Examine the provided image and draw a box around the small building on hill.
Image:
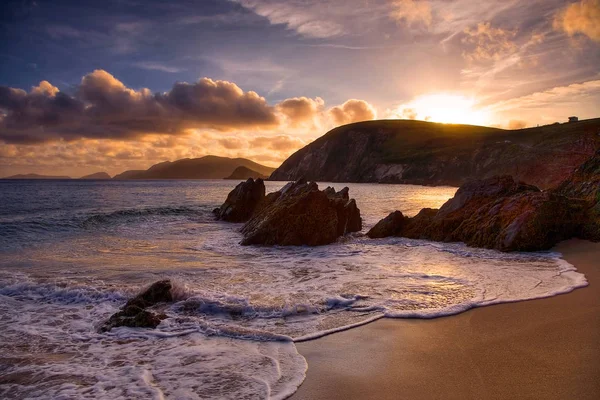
[569,116,579,123]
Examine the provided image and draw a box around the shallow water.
[0,180,587,399]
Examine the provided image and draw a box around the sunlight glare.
[393,93,491,126]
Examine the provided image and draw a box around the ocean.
[0,179,587,399]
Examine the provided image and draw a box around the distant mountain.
[3,173,71,180]
[270,118,600,189]
[80,172,111,179]
[113,156,275,180]
[224,166,269,180]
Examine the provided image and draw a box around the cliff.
[113,156,275,180]
[269,119,600,189]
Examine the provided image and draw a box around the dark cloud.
[0,70,279,144]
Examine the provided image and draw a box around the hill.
[80,172,111,179]
[224,166,270,180]
[3,173,71,180]
[269,118,600,189]
[113,156,275,180]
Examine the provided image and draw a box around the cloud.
[328,99,377,126]
[0,70,279,144]
[489,79,600,125]
[553,0,600,42]
[461,22,517,62]
[508,120,528,129]
[231,0,345,38]
[132,62,185,73]
[249,135,306,151]
[276,96,324,127]
[390,0,432,27]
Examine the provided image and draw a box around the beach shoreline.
[291,239,600,400]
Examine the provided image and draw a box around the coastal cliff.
[270,119,600,189]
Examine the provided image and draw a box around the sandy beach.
[291,239,600,400]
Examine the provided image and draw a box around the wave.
[0,279,128,305]
[82,206,206,227]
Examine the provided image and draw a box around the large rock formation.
[214,178,266,222]
[270,119,600,189]
[237,179,362,246]
[100,280,173,332]
[368,175,589,252]
[555,150,600,241]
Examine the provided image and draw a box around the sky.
[0,0,599,177]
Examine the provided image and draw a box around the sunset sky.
[1,0,599,177]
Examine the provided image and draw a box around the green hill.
[270,119,600,189]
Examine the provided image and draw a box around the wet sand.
[291,239,600,400]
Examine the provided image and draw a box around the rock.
[554,150,600,241]
[240,179,362,246]
[423,176,541,243]
[214,178,266,222]
[369,176,588,251]
[367,211,408,238]
[367,208,438,239]
[99,280,172,332]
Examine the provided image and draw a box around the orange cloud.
[462,22,517,62]
[328,99,377,126]
[390,0,432,27]
[554,0,600,42]
[276,96,324,127]
[508,120,528,130]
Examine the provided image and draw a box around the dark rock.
[99,280,173,332]
[367,208,439,239]
[240,179,362,246]
[423,176,541,243]
[367,211,408,238]
[554,150,600,241]
[214,178,266,222]
[369,175,589,251]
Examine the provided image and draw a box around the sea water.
[0,180,587,399]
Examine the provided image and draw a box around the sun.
[392,93,491,126]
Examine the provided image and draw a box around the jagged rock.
[99,280,172,332]
[367,211,408,238]
[369,176,588,251]
[423,176,541,243]
[214,178,266,222]
[367,208,439,239]
[554,150,600,241]
[240,179,362,246]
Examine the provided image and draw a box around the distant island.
[80,172,111,179]
[2,156,275,181]
[3,173,71,180]
[270,118,600,189]
[224,166,269,180]
[112,156,275,180]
